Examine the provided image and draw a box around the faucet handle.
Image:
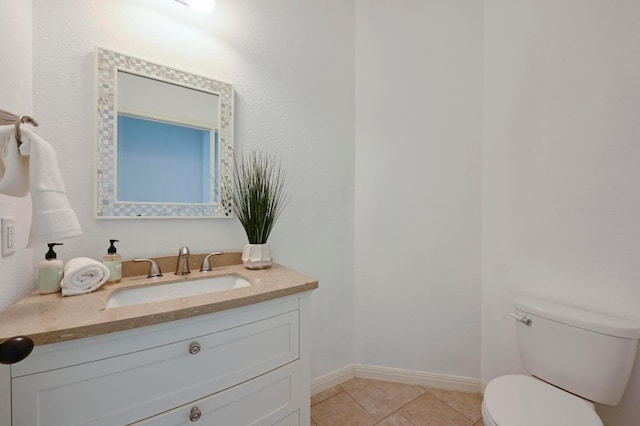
[200,252,223,272]
[133,258,163,278]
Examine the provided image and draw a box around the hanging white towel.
[0,127,29,197]
[61,257,110,296]
[16,128,82,248]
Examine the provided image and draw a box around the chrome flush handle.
[509,313,532,326]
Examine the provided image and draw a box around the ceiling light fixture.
[174,0,216,14]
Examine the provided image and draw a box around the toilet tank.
[514,297,640,405]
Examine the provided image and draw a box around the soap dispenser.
[38,243,64,294]
[103,239,122,284]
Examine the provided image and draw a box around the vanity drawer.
[13,296,301,377]
[11,310,299,426]
[132,362,300,426]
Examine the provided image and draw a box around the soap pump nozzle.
[45,243,63,260]
[108,239,119,254]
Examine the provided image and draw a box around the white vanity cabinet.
[1,293,311,426]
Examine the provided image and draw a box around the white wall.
[482,1,640,424]
[354,0,482,378]
[6,4,640,423]
[25,0,355,379]
[0,0,36,311]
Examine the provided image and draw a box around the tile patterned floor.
[311,378,485,426]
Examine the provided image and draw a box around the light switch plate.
[1,217,16,257]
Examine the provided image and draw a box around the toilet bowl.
[482,297,640,426]
[482,375,602,426]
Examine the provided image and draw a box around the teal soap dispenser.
[38,243,64,294]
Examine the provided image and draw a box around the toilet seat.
[482,375,603,426]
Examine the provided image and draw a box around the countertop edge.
[27,281,318,346]
[0,259,318,346]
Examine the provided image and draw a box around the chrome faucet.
[200,251,223,272]
[133,258,162,278]
[175,246,191,275]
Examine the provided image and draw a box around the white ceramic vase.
[242,243,273,269]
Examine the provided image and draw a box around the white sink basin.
[105,275,251,308]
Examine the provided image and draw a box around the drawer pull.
[189,406,202,422]
[188,342,201,355]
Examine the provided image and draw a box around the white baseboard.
[311,364,483,396]
[311,365,355,396]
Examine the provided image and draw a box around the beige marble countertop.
[0,253,317,346]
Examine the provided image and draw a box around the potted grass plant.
[231,151,289,269]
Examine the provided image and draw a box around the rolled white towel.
[61,257,110,297]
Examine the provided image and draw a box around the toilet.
[482,297,640,426]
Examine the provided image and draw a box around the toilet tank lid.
[515,298,640,339]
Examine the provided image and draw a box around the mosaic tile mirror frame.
[95,47,234,218]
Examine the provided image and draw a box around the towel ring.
[14,115,39,147]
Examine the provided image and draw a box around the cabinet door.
[12,310,299,426]
[133,362,299,426]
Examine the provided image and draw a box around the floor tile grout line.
[421,387,482,423]
[310,389,345,426]
[371,402,418,426]
[310,387,347,426]
[340,381,426,424]
[374,391,427,425]
[338,387,378,424]
[310,387,344,407]
[311,378,483,426]
[311,387,377,425]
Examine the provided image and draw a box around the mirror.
[95,47,234,218]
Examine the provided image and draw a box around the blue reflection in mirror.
[117,114,217,204]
